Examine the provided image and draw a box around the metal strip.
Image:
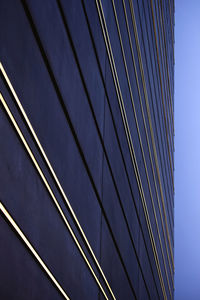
[156,0,175,198]
[128,0,174,272]
[153,0,174,157]
[0,62,115,300]
[111,0,173,295]
[149,0,174,187]
[0,92,109,300]
[123,0,174,272]
[140,0,174,223]
[0,201,70,300]
[159,0,174,136]
[142,0,173,243]
[96,0,167,298]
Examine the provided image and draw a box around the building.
[0,0,174,299]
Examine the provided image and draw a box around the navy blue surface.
[0,0,174,299]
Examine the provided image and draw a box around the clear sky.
[175,0,200,299]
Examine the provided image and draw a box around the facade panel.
[0,0,174,299]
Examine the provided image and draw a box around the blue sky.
[175,0,200,298]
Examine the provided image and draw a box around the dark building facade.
[0,1,174,299]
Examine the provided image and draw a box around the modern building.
[0,0,174,299]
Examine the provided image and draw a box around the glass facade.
[0,0,174,299]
